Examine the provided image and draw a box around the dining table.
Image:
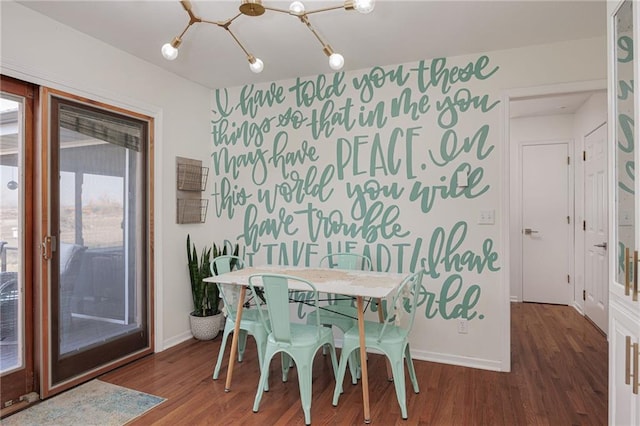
[204,264,410,424]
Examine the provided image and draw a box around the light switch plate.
[478,209,495,225]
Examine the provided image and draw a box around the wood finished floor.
[100,303,607,425]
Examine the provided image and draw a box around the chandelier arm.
[223,26,253,59]
[299,15,334,56]
[304,4,345,15]
[176,21,195,43]
[262,6,292,15]
[262,4,343,16]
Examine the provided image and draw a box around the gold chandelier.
[161,0,375,73]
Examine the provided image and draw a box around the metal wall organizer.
[176,156,209,224]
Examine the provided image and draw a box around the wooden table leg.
[377,297,393,381]
[224,285,246,392]
[357,296,371,423]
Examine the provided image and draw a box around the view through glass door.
[46,91,153,389]
[0,76,35,409]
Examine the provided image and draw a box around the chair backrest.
[319,253,372,271]
[248,274,320,344]
[377,270,424,342]
[211,255,245,321]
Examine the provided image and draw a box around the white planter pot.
[189,312,223,340]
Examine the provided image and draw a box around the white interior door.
[522,142,571,304]
[584,123,608,332]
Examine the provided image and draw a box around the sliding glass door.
[45,91,153,390]
[0,76,35,408]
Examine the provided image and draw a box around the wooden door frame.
[0,75,37,415]
[39,87,155,398]
[502,80,607,371]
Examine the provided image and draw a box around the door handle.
[523,228,539,235]
[593,242,607,249]
[42,235,56,260]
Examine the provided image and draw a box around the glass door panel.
[0,75,35,407]
[0,96,23,374]
[614,0,635,290]
[50,95,150,384]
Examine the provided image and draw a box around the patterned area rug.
[2,379,165,425]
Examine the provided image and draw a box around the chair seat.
[268,323,334,347]
[343,320,409,346]
[237,308,268,329]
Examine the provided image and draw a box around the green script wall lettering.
[210,54,503,322]
[422,221,500,279]
[411,56,499,95]
[352,64,412,103]
[335,128,418,179]
[428,125,494,167]
[289,73,347,107]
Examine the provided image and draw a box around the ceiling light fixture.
[161,0,375,73]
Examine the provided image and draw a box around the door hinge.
[583,150,586,161]
[583,290,586,300]
[583,220,586,231]
[567,216,570,224]
[567,156,570,165]
[567,274,570,283]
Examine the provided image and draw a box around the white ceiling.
[18,0,607,91]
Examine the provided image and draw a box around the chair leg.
[213,325,231,380]
[281,353,291,382]
[332,346,353,406]
[254,333,269,392]
[323,341,339,379]
[405,344,419,394]
[321,325,332,355]
[389,356,408,419]
[347,351,358,385]
[253,349,275,413]
[237,330,248,362]
[296,358,313,425]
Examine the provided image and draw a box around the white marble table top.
[204,265,409,299]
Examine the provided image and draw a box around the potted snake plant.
[187,235,239,340]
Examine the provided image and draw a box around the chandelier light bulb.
[289,1,305,14]
[329,53,344,70]
[353,0,375,14]
[161,43,179,60]
[249,57,264,73]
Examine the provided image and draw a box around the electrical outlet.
[457,319,468,334]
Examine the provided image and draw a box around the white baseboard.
[410,349,505,372]
[571,301,585,316]
[161,331,193,352]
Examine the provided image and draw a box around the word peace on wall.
[210,56,502,321]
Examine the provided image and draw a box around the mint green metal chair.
[307,253,371,384]
[332,270,423,420]
[211,255,270,391]
[249,273,339,426]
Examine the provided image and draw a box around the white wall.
[208,37,606,371]
[0,1,213,350]
[0,0,607,372]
